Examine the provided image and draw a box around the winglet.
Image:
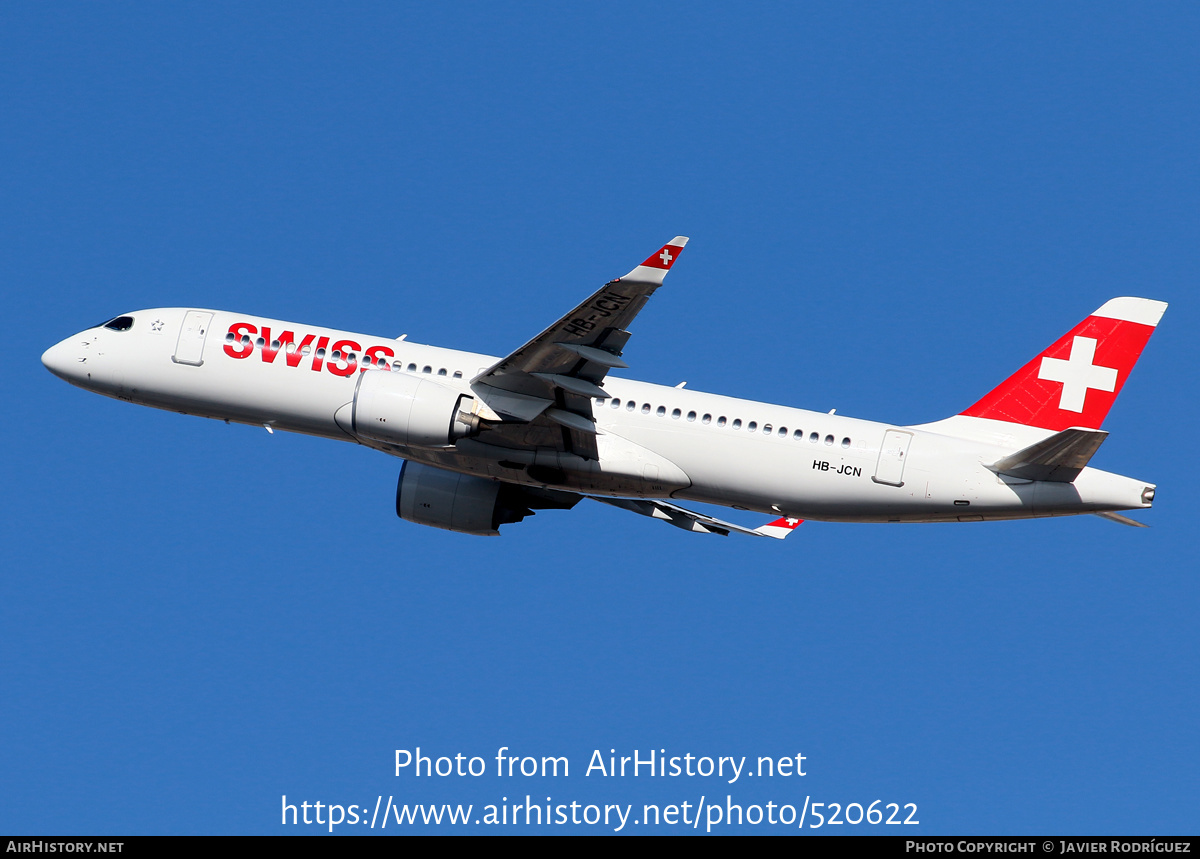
[753,517,803,539]
[620,237,689,285]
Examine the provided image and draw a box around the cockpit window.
[102,316,134,331]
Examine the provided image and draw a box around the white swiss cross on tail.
[959,297,1167,432]
[1037,336,1118,413]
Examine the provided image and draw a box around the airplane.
[41,237,1165,538]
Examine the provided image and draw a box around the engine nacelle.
[351,369,476,447]
[396,461,578,536]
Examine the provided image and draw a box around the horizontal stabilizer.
[1093,511,1149,528]
[988,427,1108,483]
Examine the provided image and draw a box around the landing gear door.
[873,429,913,487]
[173,311,213,366]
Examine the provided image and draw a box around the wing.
[591,496,803,539]
[469,237,688,460]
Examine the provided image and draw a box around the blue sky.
[3,3,1197,834]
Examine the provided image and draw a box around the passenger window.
[763,423,772,434]
[422,366,432,374]
[702,414,712,425]
[393,361,403,371]
[748,421,758,432]
[718,416,727,427]
[453,370,463,379]
[732,419,742,429]
[841,437,851,448]
[793,429,803,440]
[687,411,696,422]
[824,434,835,445]
[611,399,621,408]
[778,427,787,437]
[642,403,651,414]
[627,401,636,411]
[671,408,681,419]
[437,368,447,376]
[407,363,417,372]
[656,406,666,417]
[362,354,372,365]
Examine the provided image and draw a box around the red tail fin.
[960,297,1166,431]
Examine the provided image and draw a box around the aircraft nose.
[42,336,83,382]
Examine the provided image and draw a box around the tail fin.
[960,297,1167,431]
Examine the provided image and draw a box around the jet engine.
[349,370,478,447]
[396,461,579,535]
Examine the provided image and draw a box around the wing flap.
[544,407,597,434]
[555,342,629,369]
[532,373,610,399]
[471,384,553,422]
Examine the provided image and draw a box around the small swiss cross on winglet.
[620,237,689,285]
[754,517,803,540]
[641,236,689,269]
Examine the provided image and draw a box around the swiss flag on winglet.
[753,516,803,539]
[641,241,686,270]
[960,298,1166,432]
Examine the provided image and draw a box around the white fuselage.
[42,308,1154,523]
